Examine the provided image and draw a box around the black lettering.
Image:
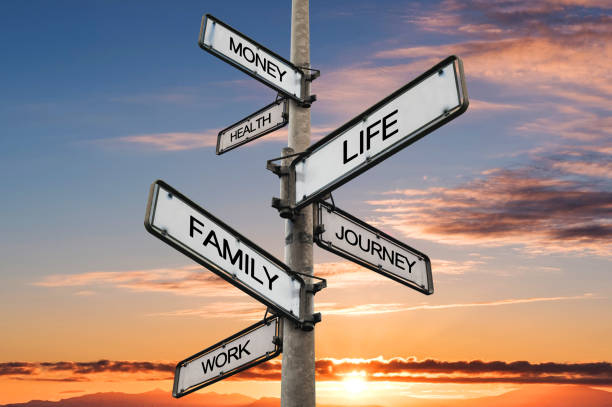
[382,246,395,264]
[190,216,204,237]
[278,67,287,82]
[366,119,381,149]
[359,129,364,154]
[382,109,398,141]
[202,358,215,374]
[263,266,279,290]
[215,352,227,368]
[251,258,263,284]
[227,346,238,362]
[343,140,358,164]
[266,60,278,79]
[358,235,370,252]
[371,241,382,259]
[243,46,255,63]
[335,225,345,240]
[261,113,271,126]
[395,253,406,270]
[345,229,358,246]
[203,230,223,257]
[255,53,267,72]
[245,253,249,274]
[222,239,243,269]
[407,260,416,273]
[238,340,251,358]
[229,37,243,56]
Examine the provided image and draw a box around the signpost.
[173,316,281,398]
[217,98,288,155]
[292,55,469,209]
[199,14,306,103]
[314,201,433,295]
[144,180,305,323]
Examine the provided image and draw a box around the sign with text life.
[314,201,433,295]
[145,180,304,323]
[217,99,288,155]
[199,14,305,102]
[173,316,281,398]
[292,56,469,209]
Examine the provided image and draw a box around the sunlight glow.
[342,371,368,395]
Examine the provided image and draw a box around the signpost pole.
[281,1,314,406]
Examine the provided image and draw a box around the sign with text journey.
[314,201,433,295]
[199,14,305,102]
[145,180,305,323]
[217,98,288,155]
[173,316,281,398]
[292,55,469,209]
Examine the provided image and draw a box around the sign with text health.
[173,316,281,398]
[315,201,433,295]
[199,14,305,102]
[292,55,469,209]
[145,180,304,323]
[217,98,288,155]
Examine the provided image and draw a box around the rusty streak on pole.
[281,1,314,406]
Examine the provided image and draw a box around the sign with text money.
[199,14,305,102]
[145,180,304,322]
[173,316,281,397]
[314,200,433,295]
[217,99,288,155]
[292,55,469,209]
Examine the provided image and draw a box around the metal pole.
[281,1,314,406]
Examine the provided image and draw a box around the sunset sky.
[0,0,610,405]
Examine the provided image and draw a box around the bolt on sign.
[145,180,305,323]
[314,201,433,295]
[173,316,281,398]
[292,55,469,209]
[199,14,305,103]
[217,98,288,155]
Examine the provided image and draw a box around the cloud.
[113,131,218,151]
[317,293,597,316]
[33,265,244,298]
[367,147,612,256]
[5,357,611,386]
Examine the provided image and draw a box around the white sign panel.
[315,201,432,295]
[293,56,469,209]
[199,14,304,101]
[173,317,280,397]
[145,180,303,322]
[217,99,288,155]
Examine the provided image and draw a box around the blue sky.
[0,0,610,404]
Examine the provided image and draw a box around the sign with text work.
[217,99,288,155]
[199,14,305,102]
[292,55,469,209]
[145,180,304,322]
[314,201,433,295]
[173,316,281,398]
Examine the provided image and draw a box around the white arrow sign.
[217,99,288,155]
[145,180,304,322]
[199,14,305,102]
[315,201,433,295]
[292,56,468,209]
[173,316,281,398]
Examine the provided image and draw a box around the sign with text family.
[173,316,281,398]
[217,98,288,155]
[292,55,469,209]
[199,14,305,102]
[145,180,305,323]
[314,201,433,295]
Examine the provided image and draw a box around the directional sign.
[217,98,288,155]
[199,14,305,102]
[314,201,433,295]
[292,55,469,209]
[145,180,304,322]
[173,316,281,398]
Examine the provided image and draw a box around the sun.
[342,371,368,395]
